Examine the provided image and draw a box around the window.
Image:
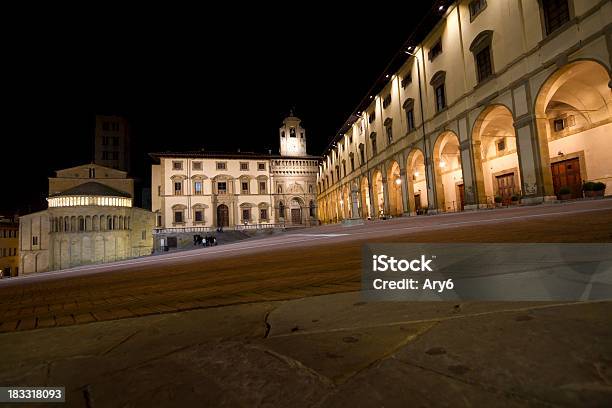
[281,131,285,137]
[469,0,486,20]
[382,94,392,109]
[260,208,268,220]
[475,46,493,82]
[194,180,203,195]
[342,161,346,177]
[192,161,202,170]
[102,136,109,146]
[216,162,227,170]
[217,181,227,194]
[368,111,376,123]
[370,133,378,156]
[88,168,96,178]
[435,85,446,112]
[384,119,393,144]
[259,181,266,193]
[172,161,183,170]
[350,155,355,172]
[542,0,570,35]
[554,118,565,132]
[290,128,296,137]
[142,230,146,240]
[102,122,110,131]
[194,210,203,222]
[174,181,182,195]
[157,214,162,227]
[349,134,353,144]
[112,137,119,146]
[300,132,304,138]
[278,185,283,194]
[401,74,412,88]
[428,39,442,61]
[174,211,183,223]
[470,31,494,83]
[407,108,415,131]
[497,139,506,151]
[258,162,266,171]
[309,201,315,217]
[242,208,251,222]
[157,185,161,196]
[79,218,85,231]
[241,181,249,193]
[336,166,340,181]
[32,236,38,246]
[359,144,365,164]
[240,162,249,171]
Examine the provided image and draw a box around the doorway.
[551,158,582,198]
[496,173,515,204]
[217,204,229,227]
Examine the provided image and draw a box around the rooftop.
[49,182,132,198]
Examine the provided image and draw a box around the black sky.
[3,3,436,214]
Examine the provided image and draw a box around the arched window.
[107,216,113,230]
[470,31,494,83]
[277,185,283,194]
[309,200,316,217]
[430,71,447,113]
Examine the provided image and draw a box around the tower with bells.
[279,110,307,157]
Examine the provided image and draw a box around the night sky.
[3,3,436,214]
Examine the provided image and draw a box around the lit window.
[217,182,227,194]
[194,181,203,195]
[174,181,182,195]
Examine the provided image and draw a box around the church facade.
[150,114,319,239]
[19,164,155,274]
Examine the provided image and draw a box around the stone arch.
[360,176,371,219]
[386,160,403,216]
[471,104,521,205]
[433,131,464,212]
[533,59,612,197]
[406,148,428,214]
[371,168,385,218]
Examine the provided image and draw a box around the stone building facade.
[150,114,319,245]
[19,164,154,274]
[0,216,19,277]
[318,0,612,222]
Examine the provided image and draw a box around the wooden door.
[551,158,582,198]
[217,204,229,227]
[496,173,515,204]
[458,184,465,211]
[414,194,421,211]
[291,208,302,224]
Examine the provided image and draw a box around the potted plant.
[558,186,572,200]
[494,196,503,207]
[583,181,596,198]
[593,182,606,197]
[510,195,520,205]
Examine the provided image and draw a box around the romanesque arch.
[406,148,428,214]
[533,60,612,198]
[471,104,521,205]
[371,169,385,218]
[386,160,403,216]
[360,176,371,219]
[433,131,464,212]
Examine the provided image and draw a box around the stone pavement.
[1,291,611,407]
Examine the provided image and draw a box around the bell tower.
[279,110,307,157]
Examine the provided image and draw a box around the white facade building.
[150,114,319,249]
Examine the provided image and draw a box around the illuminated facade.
[18,164,154,274]
[0,216,19,278]
[150,114,319,238]
[318,0,612,223]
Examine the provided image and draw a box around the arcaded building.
[19,164,154,274]
[318,0,612,222]
[150,114,319,242]
[0,216,19,277]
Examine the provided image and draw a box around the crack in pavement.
[390,356,562,407]
[101,330,141,356]
[266,300,611,339]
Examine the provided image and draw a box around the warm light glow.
[395,178,402,185]
[439,161,446,168]
[414,171,420,177]
[48,195,132,208]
